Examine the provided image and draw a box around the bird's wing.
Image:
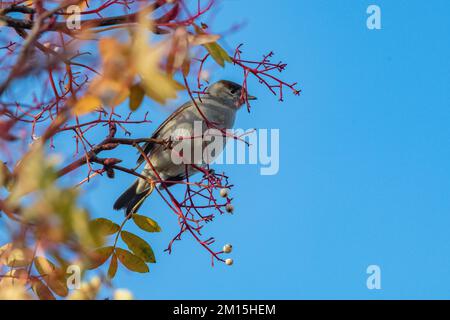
[136,100,194,166]
[158,173,186,190]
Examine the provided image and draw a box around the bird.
[113,80,256,216]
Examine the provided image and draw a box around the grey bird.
[113,80,256,215]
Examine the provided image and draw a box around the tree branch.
[0,3,161,34]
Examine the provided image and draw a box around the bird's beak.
[247,95,257,101]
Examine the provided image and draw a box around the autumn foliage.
[0,0,299,299]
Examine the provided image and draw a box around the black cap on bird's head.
[207,80,257,108]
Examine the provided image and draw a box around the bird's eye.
[230,88,239,94]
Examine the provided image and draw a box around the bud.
[219,188,229,198]
[225,204,234,214]
[103,157,122,165]
[102,143,119,151]
[225,258,233,266]
[106,167,115,179]
[223,244,232,253]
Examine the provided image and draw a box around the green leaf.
[87,246,114,270]
[89,218,120,236]
[194,24,230,67]
[132,214,161,233]
[34,256,68,297]
[107,254,118,279]
[203,42,231,67]
[121,231,156,263]
[129,84,145,111]
[115,248,149,273]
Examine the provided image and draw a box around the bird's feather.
[158,173,186,190]
[136,100,194,166]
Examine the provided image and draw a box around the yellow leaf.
[132,214,161,233]
[0,269,28,287]
[0,244,33,268]
[121,231,155,263]
[34,257,55,275]
[204,42,232,67]
[89,218,120,236]
[0,243,12,261]
[172,79,186,91]
[98,38,130,75]
[86,37,134,109]
[7,248,33,267]
[132,20,183,105]
[129,84,145,111]
[181,55,191,77]
[87,246,113,270]
[166,27,190,75]
[194,24,231,67]
[0,269,31,300]
[90,78,130,107]
[188,33,221,46]
[7,144,53,204]
[99,38,122,60]
[31,278,56,300]
[34,257,68,297]
[115,248,149,273]
[141,75,181,104]
[107,254,118,279]
[0,162,11,187]
[73,95,102,116]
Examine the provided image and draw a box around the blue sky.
[4,0,450,299]
[82,0,448,299]
[89,0,450,299]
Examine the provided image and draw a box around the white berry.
[219,188,229,198]
[223,244,232,253]
[225,258,233,266]
[225,204,234,214]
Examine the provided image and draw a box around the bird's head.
[206,80,257,109]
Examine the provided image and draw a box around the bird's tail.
[113,180,149,216]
